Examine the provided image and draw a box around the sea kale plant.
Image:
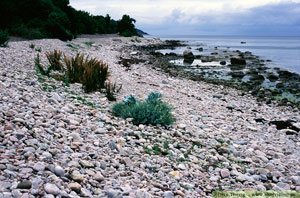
[112,92,175,126]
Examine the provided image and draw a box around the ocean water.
[149,35,300,74]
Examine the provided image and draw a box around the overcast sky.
[69,0,300,36]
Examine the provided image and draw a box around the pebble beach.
[0,35,299,197]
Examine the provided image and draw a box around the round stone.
[54,166,65,177]
[69,182,81,193]
[44,183,60,195]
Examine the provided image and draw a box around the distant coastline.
[145,36,300,107]
[147,35,300,74]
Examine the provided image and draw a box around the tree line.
[0,0,138,41]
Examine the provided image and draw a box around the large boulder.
[249,74,265,82]
[230,56,246,65]
[229,71,245,78]
[183,49,195,64]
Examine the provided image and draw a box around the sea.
[147,35,300,74]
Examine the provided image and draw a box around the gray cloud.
[69,0,300,35]
[138,2,300,35]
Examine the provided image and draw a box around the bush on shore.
[35,50,118,98]
[0,29,9,47]
[104,81,122,101]
[82,57,110,93]
[46,50,64,72]
[112,92,175,126]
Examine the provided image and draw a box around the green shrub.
[11,25,45,39]
[64,53,110,93]
[46,50,64,71]
[104,81,122,101]
[0,29,9,47]
[29,43,35,49]
[82,57,110,93]
[120,30,135,37]
[35,53,47,75]
[64,53,85,83]
[112,92,175,126]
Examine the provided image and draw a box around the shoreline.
[144,39,300,108]
[0,36,299,197]
[148,35,300,75]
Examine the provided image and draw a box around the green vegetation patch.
[112,92,175,126]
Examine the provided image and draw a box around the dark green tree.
[117,15,137,37]
[46,10,73,40]
[0,0,138,40]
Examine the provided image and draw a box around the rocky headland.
[0,36,299,197]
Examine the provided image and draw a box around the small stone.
[17,180,32,189]
[210,176,219,182]
[0,181,12,190]
[80,160,94,168]
[178,164,186,170]
[236,174,246,182]
[106,190,122,198]
[33,162,45,172]
[176,190,185,196]
[163,191,174,198]
[218,147,231,154]
[11,189,22,197]
[69,182,81,193]
[42,152,52,158]
[44,195,55,198]
[177,124,186,130]
[291,176,300,185]
[100,160,107,170]
[52,93,64,103]
[69,120,80,126]
[13,118,25,123]
[256,185,266,191]
[71,171,84,182]
[169,171,180,179]
[81,188,93,197]
[19,168,32,174]
[109,140,117,150]
[95,128,106,134]
[93,173,105,182]
[32,178,43,190]
[44,183,60,195]
[54,166,65,177]
[122,157,133,168]
[260,175,268,182]
[135,189,152,198]
[276,182,290,190]
[220,169,230,178]
[4,123,14,131]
